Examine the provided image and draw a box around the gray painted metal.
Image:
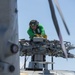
[0,0,19,75]
[20,70,75,75]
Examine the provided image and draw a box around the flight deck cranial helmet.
[29,20,39,27]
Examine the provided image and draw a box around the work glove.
[34,34,41,37]
[34,34,47,39]
[42,35,47,39]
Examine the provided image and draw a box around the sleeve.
[27,28,35,39]
[39,25,46,36]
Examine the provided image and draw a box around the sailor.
[27,20,47,40]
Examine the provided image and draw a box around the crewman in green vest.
[27,20,47,40]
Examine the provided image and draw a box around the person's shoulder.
[27,27,31,32]
[38,24,43,28]
[38,24,43,27]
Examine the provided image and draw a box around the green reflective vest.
[27,25,46,39]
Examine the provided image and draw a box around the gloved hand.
[34,34,41,37]
[34,34,47,39]
[42,35,47,39]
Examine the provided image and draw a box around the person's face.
[31,25,37,30]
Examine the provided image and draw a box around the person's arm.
[39,25,45,36]
[27,28,35,39]
[40,25,47,38]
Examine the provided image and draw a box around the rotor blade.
[54,0,70,35]
[48,0,68,58]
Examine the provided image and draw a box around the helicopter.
[19,0,75,75]
[0,0,75,75]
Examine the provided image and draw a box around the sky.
[17,0,75,71]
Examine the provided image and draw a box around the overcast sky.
[17,0,75,71]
